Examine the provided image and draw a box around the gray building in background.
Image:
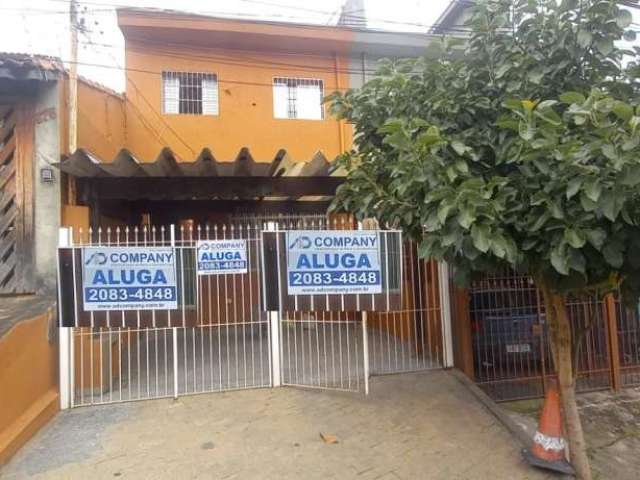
[337,0,471,90]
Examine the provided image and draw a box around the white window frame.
[272,76,325,121]
[161,71,219,116]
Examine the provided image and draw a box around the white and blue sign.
[197,240,248,275]
[286,231,382,295]
[82,247,178,311]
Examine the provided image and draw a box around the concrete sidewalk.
[1,371,551,480]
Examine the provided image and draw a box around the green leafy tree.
[328,1,639,478]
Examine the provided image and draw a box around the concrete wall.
[24,76,126,290]
[32,83,62,293]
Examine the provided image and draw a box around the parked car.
[471,308,548,378]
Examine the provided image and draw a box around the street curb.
[448,369,533,448]
[448,369,573,478]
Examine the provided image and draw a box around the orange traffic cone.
[522,380,575,475]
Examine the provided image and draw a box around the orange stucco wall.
[58,77,126,160]
[77,81,126,160]
[61,204,90,241]
[123,40,352,161]
[0,307,59,465]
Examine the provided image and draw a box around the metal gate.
[279,311,366,392]
[58,215,451,408]
[468,270,612,401]
[61,222,271,407]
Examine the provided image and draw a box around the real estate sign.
[196,239,248,275]
[82,246,178,311]
[285,230,382,295]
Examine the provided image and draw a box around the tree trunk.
[539,285,592,480]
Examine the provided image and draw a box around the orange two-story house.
[59,5,442,228]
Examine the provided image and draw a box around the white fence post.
[58,227,73,409]
[362,311,370,395]
[170,224,179,399]
[438,262,454,368]
[357,220,371,395]
[265,221,281,387]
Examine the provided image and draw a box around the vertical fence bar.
[68,227,79,407]
[362,311,370,395]
[605,294,621,391]
[265,222,281,387]
[172,327,179,398]
[438,262,454,368]
[58,227,73,410]
[170,224,179,398]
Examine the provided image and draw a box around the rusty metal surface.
[0,52,64,82]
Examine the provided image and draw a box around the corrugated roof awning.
[56,147,345,201]
[57,147,339,178]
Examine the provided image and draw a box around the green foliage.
[328,0,640,301]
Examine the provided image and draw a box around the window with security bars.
[273,77,324,120]
[162,71,218,115]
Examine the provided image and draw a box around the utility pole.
[68,0,78,154]
[67,0,78,205]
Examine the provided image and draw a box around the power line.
[15,3,633,89]
[120,87,167,148]
[62,2,472,79]
[39,0,364,27]
[74,15,640,79]
[0,6,350,26]
[68,17,464,87]
[67,32,640,94]
[2,0,478,37]
[77,38,433,77]
[66,58,355,90]
[10,5,471,35]
[0,7,113,15]
[64,17,640,91]
[233,0,462,30]
[10,0,639,34]
[80,29,195,154]
[127,76,197,156]
[49,0,640,31]
[42,0,472,33]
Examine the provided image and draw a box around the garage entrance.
[57,215,451,407]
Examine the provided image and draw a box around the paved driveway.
[1,371,551,479]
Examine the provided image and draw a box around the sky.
[0,0,452,92]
